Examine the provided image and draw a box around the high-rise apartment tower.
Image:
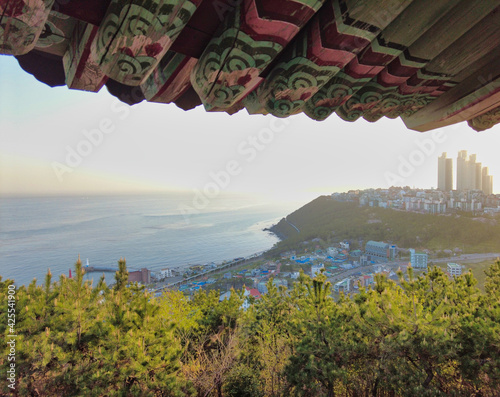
[438,153,453,191]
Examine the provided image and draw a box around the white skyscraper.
[438,152,453,191]
[456,151,493,194]
[456,150,468,191]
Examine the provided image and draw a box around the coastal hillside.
[268,196,500,254]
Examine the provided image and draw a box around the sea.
[0,193,297,287]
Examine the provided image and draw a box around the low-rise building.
[257,281,268,294]
[373,264,383,273]
[160,268,173,278]
[363,274,374,286]
[241,287,262,310]
[220,288,261,311]
[334,278,350,293]
[327,247,339,256]
[447,263,462,277]
[410,249,428,269]
[340,241,350,250]
[365,241,397,261]
[273,278,288,289]
[128,268,151,284]
[311,263,325,278]
[219,291,232,301]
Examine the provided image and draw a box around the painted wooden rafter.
[0,0,499,132]
[191,0,326,111]
[63,21,108,92]
[91,0,202,86]
[246,0,412,118]
[0,0,55,55]
[141,50,197,103]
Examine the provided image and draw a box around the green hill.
[268,196,500,255]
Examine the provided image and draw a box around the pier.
[84,266,141,274]
[84,266,119,273]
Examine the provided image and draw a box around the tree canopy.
[1,258,499,396]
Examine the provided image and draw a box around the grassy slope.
[431,260,496,292]
[269,196,500,255]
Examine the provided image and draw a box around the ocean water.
[0,193,291,286]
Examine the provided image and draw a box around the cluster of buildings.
[331,151,496,215]
[223,262,289,295]
[332,264,398,293]
[164,237,465,305]
[331,261,463,294]
[217,240,382,306]
[285,240,463,295]
[286,240,400,294]
[438,151,493,195]
[331,241,414,293]
[220,287,263,310]
[218,261,289,308]
[333,186,500,215]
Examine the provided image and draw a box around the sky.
[1,54,500,205]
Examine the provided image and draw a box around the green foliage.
[0,258,183,396]
[1,260,500,396]
[484,260,500,297]
[223,365,261,397]
[283,265,500,396]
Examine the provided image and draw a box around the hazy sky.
[1,54,499,204]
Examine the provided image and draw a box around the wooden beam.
[91,0,201,86]
[335,0,461,122]
[402,70,500,131]
[52,0,110,26]
[468,105,500,131]
[170,0,235,58]
[426,7,500,77]
[0,0,55,55]
[34,11,76,57]
[63,21,107,92]
[15,50,65,87]
[141,51,197,103]
[256,0,397,118]
[352,1,499,123]
[191,0,326,111]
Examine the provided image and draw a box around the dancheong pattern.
[0,0,55,55]
[190,0,326,111]
[2,0,500,131]
[91,0,201,86]
[245,0,399,118]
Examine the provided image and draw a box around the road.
[151,252,265,292]
[285,217,300,233]
[326,253,500,285]
[431,253,500,264]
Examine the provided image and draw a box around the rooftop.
[366,241,389,248]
